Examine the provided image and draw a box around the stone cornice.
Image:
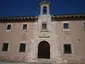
[39,0,51,6]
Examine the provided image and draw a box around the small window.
[23,24,27,30]
[19,43,26,52]
[7,24,11,30]
[2,43,9,51]
[63,23,69,29]
[42,23,47,29]
[63,44,72,54]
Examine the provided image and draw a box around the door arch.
[38,41,50,59]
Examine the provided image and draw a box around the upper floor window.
[42,23,47,30]
[43,6,47,14]
[19,43,26,52]
[2,43,9,51]
[63,23,69,29]
[63,44,72,54]
[7,24,11,30]
[23,24,27,30]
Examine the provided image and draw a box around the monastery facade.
[0,0,85,64]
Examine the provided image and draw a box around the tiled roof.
[0,14,85,21]
[0,16,38,21]
[52,14,85,18]
[52,13,85,21]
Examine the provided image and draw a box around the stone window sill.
[63,29,70,31]
[6,30,11,32]
[40,29,49,32]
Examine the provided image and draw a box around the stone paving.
[0,61,85,64]
[0,59,85,64]
[0,61,53,64]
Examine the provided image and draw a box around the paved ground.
[0,61,53,64]
[0,62,29,64]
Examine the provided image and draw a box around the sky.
[0,0,85,17]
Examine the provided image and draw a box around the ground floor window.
[19,43,26,52]
[2,43,9,51]
[63,44,72,54]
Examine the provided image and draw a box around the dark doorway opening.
[38,41,50,59]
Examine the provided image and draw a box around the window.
[23,24,27,30]
[2,43,9,51]
[43,6,47,14]
[42,23,47,29]
[63,23,69,29]
[84,22,85,28]
[63,44,72,54]
[7,24,11,30]
[19,43,26,52]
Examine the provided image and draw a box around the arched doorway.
[38,41,50,59]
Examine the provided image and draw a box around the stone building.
[0,0,85,64]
